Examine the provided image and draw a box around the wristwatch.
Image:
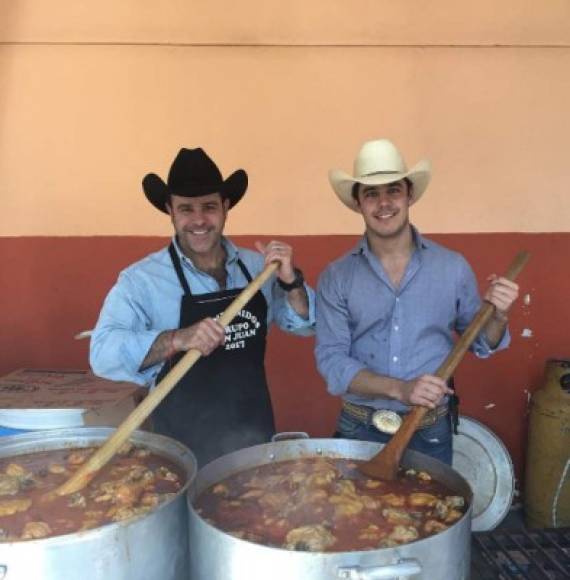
[277,268,305,292]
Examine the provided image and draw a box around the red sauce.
[0,443,185,542]
[195,457,466,552]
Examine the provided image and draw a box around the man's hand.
[398,375,454,408]
[254,240,296,284]
[254,239,309,319]
[173,318,226,356]
[484,275,519,321]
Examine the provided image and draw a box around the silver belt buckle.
[371,409,403,434]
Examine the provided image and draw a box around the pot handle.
[271,432,309,442]
[337,558,422,579]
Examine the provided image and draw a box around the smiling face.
[355,179,412,242]
[167,193,229,260]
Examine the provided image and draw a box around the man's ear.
[352,184,362,212]
[407,185,414,205]
[223,198,230,212]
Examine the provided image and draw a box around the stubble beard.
[367,214,410,242]
[178,229,222,261]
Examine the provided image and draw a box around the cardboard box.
[0,369,146,428]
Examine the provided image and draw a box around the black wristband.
[277,268,304,292]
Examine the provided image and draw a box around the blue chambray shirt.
[315,228,509,412]
[90,236,316,386]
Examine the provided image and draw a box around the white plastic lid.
[0,408,85,430]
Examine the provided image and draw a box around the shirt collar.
[172,235,239,270]
[411,226,429,250]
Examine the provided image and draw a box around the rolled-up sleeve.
[244,249,315,335]
[455,257,511,358]
[90,272,160,386]
[270,281,316,336]
[315,267,366,396]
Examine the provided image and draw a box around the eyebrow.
[175,200,220,209]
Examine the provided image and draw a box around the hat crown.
[353,139,408,179]
[142,147,248,213]
[167,148,223,192]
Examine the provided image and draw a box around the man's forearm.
[139,330,176,371]
[483,311,508,349]
[347,369,404,400]
[286,287,310,319]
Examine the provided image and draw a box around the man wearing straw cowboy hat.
[315,139,519,463]
[90,147,315,466]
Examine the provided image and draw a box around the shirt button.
[396,298,400,303]
[393,356,398,362]
[394,325,399,331]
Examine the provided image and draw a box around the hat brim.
[329,160,431,211]
[143,169,248,213]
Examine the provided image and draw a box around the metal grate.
[471,528,570,579]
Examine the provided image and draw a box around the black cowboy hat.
[142,148,248,213]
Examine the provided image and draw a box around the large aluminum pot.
[188,438,473,580]
[0,427,197,580]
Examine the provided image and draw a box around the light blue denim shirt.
[90,236,316,386]
[315,228,510,412]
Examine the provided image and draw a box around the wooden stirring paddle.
[358,250,530,481]
[48,262,279,499]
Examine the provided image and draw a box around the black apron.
[152,244,275,466]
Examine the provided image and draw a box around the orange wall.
[2,1,569,45]
[1,2,570,235]
[1,2,569,485]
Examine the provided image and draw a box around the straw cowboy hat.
[143,147,248,213]
[329,139,431,211]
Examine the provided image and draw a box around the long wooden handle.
[399,250,530,434]
[437,249,530,382]
[359,250,530,480]
[53,261,279,497]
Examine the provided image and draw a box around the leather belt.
[342,401,448,434]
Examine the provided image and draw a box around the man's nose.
[190,210,207,224]
[377,191,391,204]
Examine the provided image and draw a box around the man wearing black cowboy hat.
[90,147,315,466]
[315,139,519,463]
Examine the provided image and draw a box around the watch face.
[278,268,304,291]
[292,268,304,286]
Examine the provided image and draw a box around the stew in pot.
[195,457,466,552]
[0,442,185,542]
